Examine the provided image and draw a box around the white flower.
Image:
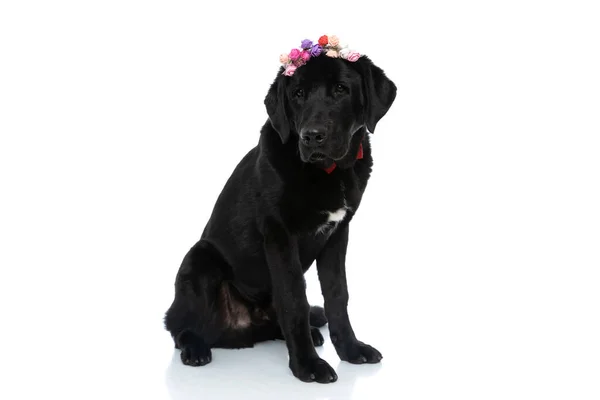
[339,48,350,59]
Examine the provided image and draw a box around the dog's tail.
[309,306,328,328]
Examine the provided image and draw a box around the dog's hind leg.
[164,240,228,367]
[252,321,326,347]
[309,306,328,328]
[248,305,326,346]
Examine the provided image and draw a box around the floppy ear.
[264,71,291,143]
[358,56,397,133]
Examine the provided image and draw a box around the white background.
[1,1,599,399]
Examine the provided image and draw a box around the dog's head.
[264,54,396,164]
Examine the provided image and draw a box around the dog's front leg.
[263,218,338,383]
[316,223,383,364]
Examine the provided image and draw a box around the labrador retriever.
[164,42,396,383]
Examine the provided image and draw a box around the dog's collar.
[322,143,364,174]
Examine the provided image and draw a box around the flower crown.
[279,35,361,76]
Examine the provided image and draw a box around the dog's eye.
[334,83,348,94]
[293,89,304,98]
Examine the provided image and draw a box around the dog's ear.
[357,56,397,133]
[264,71,291,143]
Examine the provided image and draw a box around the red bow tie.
[322,143,364,174]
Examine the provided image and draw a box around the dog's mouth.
[309,152,327,162]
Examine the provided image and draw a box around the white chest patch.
[316,205,350,236]
[327,208,347,223]
[316,182,350,236]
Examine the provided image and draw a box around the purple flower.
[301,39,313,49]
[310,44,322,57]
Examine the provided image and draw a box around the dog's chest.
[294,177,364,268]
[287,175,362,236]
[313,207,346,236]
[313,182,353,236]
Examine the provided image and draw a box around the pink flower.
[293,58,305,67]
[326,49,338,58]
[283,64,297,76]
[347,52,360,62]
[279,54,290,64]
[301,50,311,62]
[329,35,340,47]
[289,49,301,61]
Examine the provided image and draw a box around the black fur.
[164,54,396,383]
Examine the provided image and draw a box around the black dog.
[164,53,396,383]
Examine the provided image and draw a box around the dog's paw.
[333,338,382,364]
[289,357,338,383]
[311,327,324,347]
[180,344,212,366]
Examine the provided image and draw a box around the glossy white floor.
[1,1,599,399]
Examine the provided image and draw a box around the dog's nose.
[300,130,327,147]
